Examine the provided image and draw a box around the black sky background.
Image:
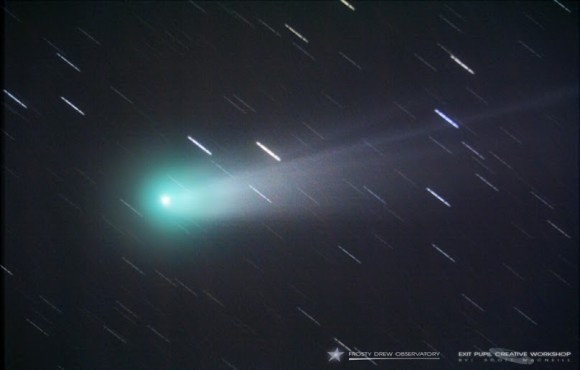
[3,1,579,369]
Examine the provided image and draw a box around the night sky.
[2,1,579,369]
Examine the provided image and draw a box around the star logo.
[328,348,344,362]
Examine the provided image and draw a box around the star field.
[3,1,579,369]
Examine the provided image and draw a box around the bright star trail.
[3,89,28,109]
[431,243,456,263]
[255,141,281,162]
[187,136,212,156]
[3,2,578,369]
[434,108,460,128]
[426,187,452,207]
[59,96,85,116]
[56,52,81,72]
[284,24,309,43]
[248,184,273,204]
[449,54,475,75]
[340,0,356,12]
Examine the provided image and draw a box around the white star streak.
[104,325,127,344]
[413,53,438,72]
[168,176,192,196]
[2,129,15,141]
[60,96,85,116]
[439,14,463,33]
[156,270,178,287]
[373,233,393,249]
[187,136,212,155]
[553,0,571,13]
[437,43,474,74]
[256,141,281,161]
[1,264,13,276]
[43,37,63,53]
[4,8,22,23]
[175,278,198,296]
[222,358,237,370]
[320,91,342,109]
[499,127,523,144]
[292,42,316,61]
[518,40,542,59]
[297,307,321,326]
[340,0,356,11]
[122,257,145,275]
[546,220,571,239]
[426,187,451,207]
[473,156,494,173]
[450,54,475,74]
[297,187,320,205]
[338,245,362,264]
[466,87,488,105]
[26,318,49,336]
[189,1,207,14]
[475,173,499,192]
[363,185,387,205]
[339,51,362,70]
[303,122,325,139]
[489,151,513,169]
[343,178,363,194]
[513,306,538,326]
[530,191,554,209]
[512,223,534,239]
[224,96,246,114]
[110,86,134,104]
[262,223,284,241]
[524,13,545,29]
[284,24,308,43]
[77,27,102,45]
[116,301,139,319]
[434,109,459,128]
[461,293,485,312]
[428,136,453,154]
[147,325,171,343]
[102,216,125,235]
[393,101,416,119]
[333,337,354,353]
[432,243,456,263]
[120,198,143,217]
[503,263,525,281]
[3,89,27,109]
[462,142,485,160]
[233,95,256,112]
[210,160,234,178]
[56,53,81,72]
[249,184,273,204]
[257,19,281,37]
[549,270,572,287]
[203,290,226,308]
[393,167,418,187]
[39,295,62,314]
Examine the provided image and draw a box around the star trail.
[2,1,578,369]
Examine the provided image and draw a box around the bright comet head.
[160,194,171,207]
